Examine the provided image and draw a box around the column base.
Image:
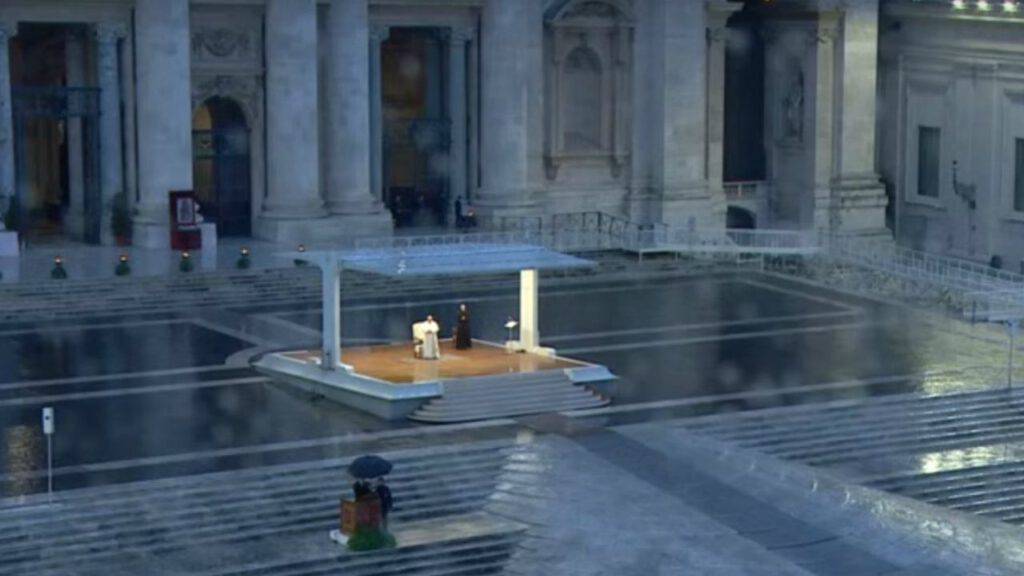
[255,212,393,245]
[625,188,659,224]
[0,230,19,257]
[473,187,538,220]
[829,178,890,237]
[661,190,723,229]
[132,221,171,249]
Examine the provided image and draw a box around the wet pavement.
[0,271,1014,496]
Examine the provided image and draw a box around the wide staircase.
[0,251,709,323]
[678,384,1024,527]
[409,370,609,423]
[0,440,537,576]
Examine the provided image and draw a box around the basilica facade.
[0,0,1019,267]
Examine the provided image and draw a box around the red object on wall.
[169,190,202,251]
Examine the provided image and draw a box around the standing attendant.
[375,477,394,530]
[455,303,472,350]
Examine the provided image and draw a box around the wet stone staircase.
[0,440,542,576]
[867,461,1024,526]
[0,252,728,323]
[408,370,610,423]
[678,385,1024,527]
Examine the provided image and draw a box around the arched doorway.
[726,206,756,229]
[192,97,251,237]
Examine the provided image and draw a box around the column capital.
[707,0,740,33]
[0,21,17,40]
[94,22,128,44]
[816,11,841,44]
[370,23,390,43]
[450,26,474,45]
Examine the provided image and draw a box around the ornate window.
[562,46,603,152]
[544,0,633,180]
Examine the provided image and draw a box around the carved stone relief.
[544,0,633,181]
[191,74,262,125]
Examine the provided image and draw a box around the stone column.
[706,1,740,224]
[447,27,472,223]
[812,12,839,231]
[95,23,126,245]
[0,22,16,231]
[832,0,888,236]
[324,0,385,221]
[369,24,388,206]
[120,31,138,226]
[134,0,193,248]
[261,0,325,239]
[65,30,86,240]
[660,0,715,228]
[477,0,531,214]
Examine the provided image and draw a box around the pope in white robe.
[414,316,442,360]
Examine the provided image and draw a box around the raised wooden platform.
[283,340,583,384]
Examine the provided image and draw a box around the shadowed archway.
[192,96,251,237]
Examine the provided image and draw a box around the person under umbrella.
[375,477,394,530]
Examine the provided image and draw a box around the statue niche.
[544,0,633,180]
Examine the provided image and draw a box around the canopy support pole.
[520,268,539,352]
[321,261,342,370]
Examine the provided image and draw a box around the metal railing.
[723,180,767,200]
[825,235,1024,294]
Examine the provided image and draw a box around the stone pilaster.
[95,23,127,245]
[476,0,533,215]
[134,0,193,248]
[65,29,86,240]
[660,0,717,228]
[448,27,473,223]
[369,24,389,210]
[0,21,16,231]
[259,0,325,241]
[812,12,839,231]
[832,0,888,236]
[706,1,741,224]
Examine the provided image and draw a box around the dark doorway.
[382,27,450,229]
[10,23,100,244]
[727,206,757,229]
[192,97,251,237]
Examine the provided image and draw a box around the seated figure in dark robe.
[455,303,472,349]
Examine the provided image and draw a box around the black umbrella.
[348,455,393,479]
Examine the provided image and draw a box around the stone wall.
[880,2,1024,270]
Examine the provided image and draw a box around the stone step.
[207,518,523,576]
[686,387,1016,436]
[0,442,515,514]
[421,389,605,413]
[0,452,517,535]
[0,465,521,552]
[410,396,607,424]
[430,383,593,405]
[765,414,1024,464]
[721,402,1024,455]
[870,461,1024,492]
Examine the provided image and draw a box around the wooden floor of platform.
[283,340,583,384]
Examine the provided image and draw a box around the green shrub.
[346,528,396,552]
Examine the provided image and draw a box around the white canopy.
[288,234,594,370]
[286,239,595,277]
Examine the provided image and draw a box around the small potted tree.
[110,192,132,246]
[3,196,20,233]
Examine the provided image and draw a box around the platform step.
[410,370,609,423]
